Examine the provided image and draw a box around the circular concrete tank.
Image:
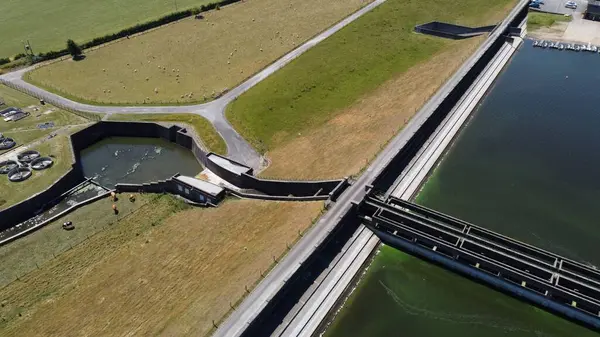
[0,160,18,174]
[7,167,32,182]
[17,150,40,163]
[31,157,54,170]
[0,138,16,150]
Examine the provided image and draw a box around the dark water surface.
[80,137,202,187]
[324,41,600,336]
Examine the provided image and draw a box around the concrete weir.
[214,1,530,336]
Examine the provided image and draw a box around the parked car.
[565,1,577,9]
[529,1,541,8]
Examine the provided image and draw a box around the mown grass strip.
[226,0,514,154]
[108,113,227,155]
[528,12,571,31]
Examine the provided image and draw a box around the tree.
[66,39,82,59]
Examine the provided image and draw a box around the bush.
[13,53,26,60]
[67,39,83,58]
[0,58,10,66]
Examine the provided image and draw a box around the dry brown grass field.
[25,0,370,105]
[0,194,156,287]
[0,197,323,336]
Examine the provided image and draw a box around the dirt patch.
[528,21,570,41]
[260,37,485,180]
[0,198,323,336]
[528,14,600,44]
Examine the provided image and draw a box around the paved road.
[0,0,387,169]
[535,0,586,15]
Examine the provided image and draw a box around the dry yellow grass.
[260,37,485,180]
[25,0,370,105]
[0,198,323,336]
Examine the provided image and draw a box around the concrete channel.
[276,19,527,337]
[213,1,529,336]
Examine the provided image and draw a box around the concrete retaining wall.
[0,165,85,232]
[415,22,497,39]
[205,153,347,198]
[74,122,347,199]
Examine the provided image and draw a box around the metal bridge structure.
[358,192,600,329]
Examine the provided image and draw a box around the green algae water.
[324,41,600,336]
[80,137,202,187]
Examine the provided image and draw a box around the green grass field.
[527,12,572,30]
[24,0,370,105]
[0,0,215,58]
[0,134,74,210]
[107,113,226,154]
[226,0,514,154]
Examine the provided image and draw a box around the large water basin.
[324,41,600,336]
[80,137,203,187]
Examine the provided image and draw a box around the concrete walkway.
[0,0,387,169]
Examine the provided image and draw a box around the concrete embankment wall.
[372,5,527,191]
[233,1,530,335]
[0,167,85,232]
[0,186,111,246]
[203,153,348,200]
[240,208,363,337]
[72,122,346,200]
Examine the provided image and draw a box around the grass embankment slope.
[0,134,73,210]
[0,84,87,146]
[227,0,516,180]
[25,0,371,105]
[0,0,215,58]
[108,113,227,155]
[0,194,157,287]
[0,196,323,336]
[527,12,571,31]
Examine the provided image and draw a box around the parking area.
[562,13,600,43]
[535,0,586,14]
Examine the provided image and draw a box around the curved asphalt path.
[0,0,386,170]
